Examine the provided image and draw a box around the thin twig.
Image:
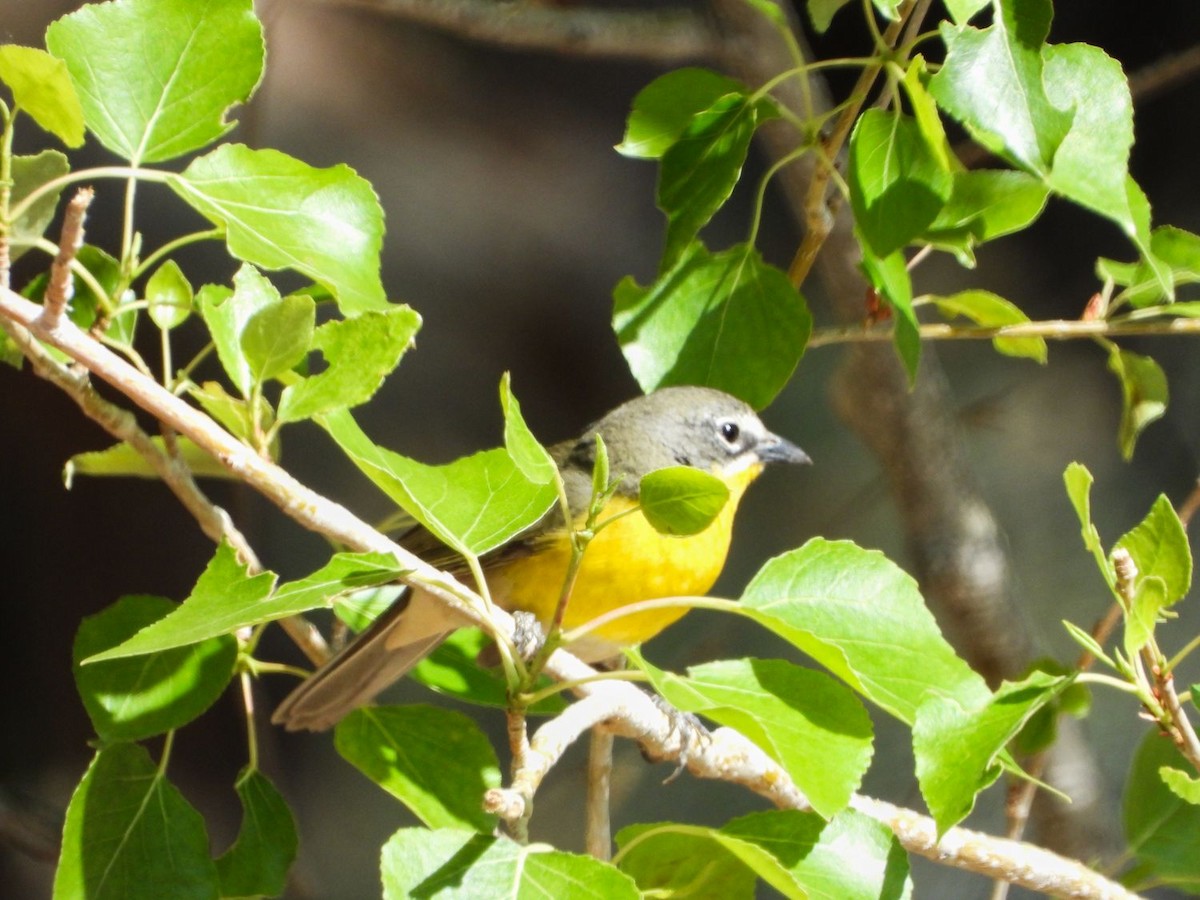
[585,728,615,860]
[41,188,93,330]
[306,0,718,62]
[808,315,1200,349]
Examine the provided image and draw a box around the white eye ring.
[719,420,741,444]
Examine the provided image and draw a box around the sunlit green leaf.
[63,436,230,485]
[638,466,729,536]
[321,408,556,559]
[199,267,276,397]
[171,144,387,313]
[0,45,84,146]
[336,706,501,832]
[614,241,810,409]
[87,546,403,660]
[849,109,952,258]
[636,654,872,818]
[241,292,314,383]
[46,0,262,163]
[410,628,566,714]
[913,669,1073,834]
[618,68,744,159]
[1062,462,1115,590]
[658,93,776,269]
[1106,346,1167,460]
[216,768,298,899]
[382,828,639,899]
[500,372,557,485]
[146,260,194,331]
[930,0,1072,176]
[721,809,913,900]
[73,595,237,741]
[1160,767,1200,806]
[277,306,421,422]
[8,151,70,261]
[53,743,218,900]
[929,290,1047,362]
[739,539,990,725]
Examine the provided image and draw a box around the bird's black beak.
[758,432,812,466]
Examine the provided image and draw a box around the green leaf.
[410,628,566,714]
[215,768,298,899]
[929,290,1047,363]
[943,0,989,24]
[88,546,404,661]
[739,538,991,724]
[146,259,194,331]
[46,0,262,163]
[382,828,640,899]
[1115,495,1192,608]
[170,144,387,314]
[922,170,1049,264]
[658,93,775,269]
[1062,619,1114,669]
[53,743,218,900]
[638,466,730,536]
[618,68,745,159]
[848,109,952,258]
[613,241,811,409]
[860,247,919,382]
[913,669,1074,834]
[320,407,557,559]
[64,436,230,485]
[930,0,1072,176]
[1119,226,1200,307]
[334,584,404,633]
[1042,43,1144,247]
[806,0,854,33]
[190,380,274,448]
[0,45,84,146]
[617,809,912,900]
[1063,463,1117,592]
[199,268,275,397]
[9,151,71,261]
[1123,576,1168,659]
[639,656,873,818]
[1124,730,1200,892]
[1160,767,1200,806]
[1115,495,1191,655]
[73,595,237,741]
[1105,346,1167,460]
[902,57,952,171]
[616,822,800,898]
[241,292,315,383]
[720,809,913,900]
[336,706,501,832]
[277,306,421,422]
[499,372,556,485]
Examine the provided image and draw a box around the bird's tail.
[271,591,461,731]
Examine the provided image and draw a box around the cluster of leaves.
[614,0,1200,458]
[1,0,1198,897]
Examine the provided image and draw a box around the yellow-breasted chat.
[273,385,809,731]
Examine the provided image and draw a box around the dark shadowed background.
[2,1,1200,897]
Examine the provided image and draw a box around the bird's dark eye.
[719,421,740,444]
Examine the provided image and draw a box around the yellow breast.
[487,464,762,659]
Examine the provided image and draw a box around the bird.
[273,385,810,731]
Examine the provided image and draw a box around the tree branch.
[303,0,718,61]
[0,282,1143,897]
